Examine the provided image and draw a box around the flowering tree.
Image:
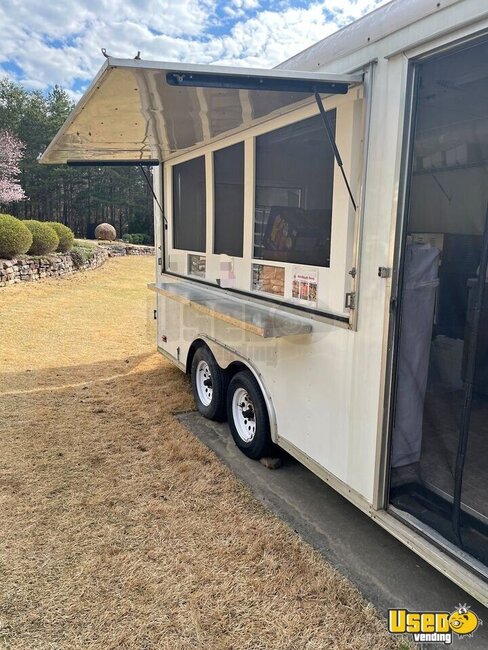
[0,130,27,203]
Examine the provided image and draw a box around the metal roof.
[277,0,464,72]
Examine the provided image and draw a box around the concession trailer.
[41,0,488,605]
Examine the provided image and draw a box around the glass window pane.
[214,142,244,257]
[254,113,335,268]
[173,156,206,252]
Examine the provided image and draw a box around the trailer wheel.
[227,370,273,459]
[191,347,227,421]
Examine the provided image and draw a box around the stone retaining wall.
[101,243,155,257]
[0,247,108,287]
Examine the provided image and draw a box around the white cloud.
[224,0,260,19]
[1,0,389,94]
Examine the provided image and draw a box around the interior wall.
[409,167,488,235]
[256,142,334,210]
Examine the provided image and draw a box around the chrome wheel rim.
[232,387,256,442]
[196,360,213,406]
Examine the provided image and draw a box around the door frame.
[378,31,488,580]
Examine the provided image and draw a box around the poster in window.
[252,264,285,296]
[188,254,206,278]
[219,255,236,288]
[292,268,318,308]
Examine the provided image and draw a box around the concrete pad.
[178,412,488,649]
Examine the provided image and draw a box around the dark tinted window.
[214,143,244,257]
[254,113,335,267]
[173,156,206,252]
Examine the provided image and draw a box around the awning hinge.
[314,91,357,212]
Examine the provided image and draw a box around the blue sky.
[1,0,388,99]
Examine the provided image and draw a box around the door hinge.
[345,292,356,310]
[153,309,157,320]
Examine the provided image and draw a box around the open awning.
[40,58,362,165]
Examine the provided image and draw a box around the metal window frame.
[163,91,365,326]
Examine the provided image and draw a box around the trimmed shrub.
[70,247,87,269]
[95,223,116,241]
[0,213,33,259]
[46,222,75,252]
[70,244,96,270]
[23,220,59,255]
[70,244,96,269]
[122,232,151,245]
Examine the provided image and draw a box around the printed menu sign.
[292,268,318,307]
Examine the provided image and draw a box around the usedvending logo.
[388,604,481,644]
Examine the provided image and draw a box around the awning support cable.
[314,91,357,212]
[139,164,167,229]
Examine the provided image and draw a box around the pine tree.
[0,77,153,240]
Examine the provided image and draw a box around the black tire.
[226,370,274,459]
[190,346,227,421]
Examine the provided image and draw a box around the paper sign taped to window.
[219,255,237,288]
[252,264,285,296]
[188,254,206,278]
[292,268,318,307]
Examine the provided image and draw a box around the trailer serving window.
[173,156,206,253]
[166,94,363,319]
[39,59,363,321]
[254,113,335,267]
[214,142,244,257]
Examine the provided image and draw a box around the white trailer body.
[42,0,488,605]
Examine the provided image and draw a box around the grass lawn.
[0,257,404,649]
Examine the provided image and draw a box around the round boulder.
[95,223,117,241]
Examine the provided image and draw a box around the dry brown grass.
[0,258,403,649]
